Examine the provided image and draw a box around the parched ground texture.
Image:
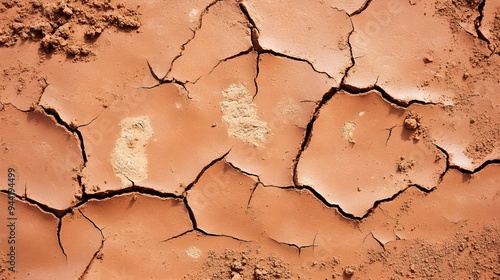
[0,0,499,279]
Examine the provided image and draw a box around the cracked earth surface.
[0,0,499,279]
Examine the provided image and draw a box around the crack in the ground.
[269,237,316,257]
[0,189,67,216]
[225,160,261,180]
[181,157,256,243]
[144,1,256,89]
[56,217,68,260]
[40,105,88,164]
[253,53,261,100]
[341,83,442,108]
[301,179,451,221]
[238,2,336,80]
[474,0,492,46]
[451,159,500,174]
[160,227,250,244]
[75,113,101,129]
[384,124,398,146]
[184,195,199,228]
[197,228,250,243]
[246,182,260,209]
[432,143,452,184]
[238,2,259,32]
[364,232,385,249]
[142,59,189,92]
[5,77,49,112]
[77,239,103,280]
[1,185,183,219]
[350,0,374,16]
[340,17,356,86]
[160,229,195,243]
[292,87,338,186]
[182,150,232,195]
[290,13,356,187]
[77,209,105,280]
[342,19,444,108]
[146,59,162,82]
[238,2,264,52]
[261,49,335,80]
[162,0,222,82]
[179,150,232,229]
[206,47,254,77]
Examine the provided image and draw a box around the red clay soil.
[0,0,499,279]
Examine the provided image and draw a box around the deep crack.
[246,182,260,209]
[350,0,374,16]
[57,218,68,260]
[340,16,356,86]
[292,87,338,186]
[40,105,88,164]
[182,149,231,194]
[474,0,491,45]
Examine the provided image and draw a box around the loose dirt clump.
[435,0,481,34]
[0,0,141,59]
[110,115,153,186]
[397,156,415,173]
[191,249,294,280]
[220,83,271,146]
[343,265,356,277]
[403,112,425,141]
[342,120,356,144]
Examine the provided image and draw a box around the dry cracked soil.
[0,0,499,279]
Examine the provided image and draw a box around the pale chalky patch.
[220,83,270,146]
[110,116,154,186]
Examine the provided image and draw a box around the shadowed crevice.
[183,149,232,194]
[292,87,338,186]
[40,105,88,164]
[350,0,374,16]
[57,218,68,260]
[474,0,491,45]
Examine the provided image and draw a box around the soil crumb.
[342,120,356,144]
[403,112,425,141]
[344,265,356,277]
[110,115,153,185]
[220,83,270,146]
[190,249,293,280]
[0,0,141,59]
[397,155,415,173]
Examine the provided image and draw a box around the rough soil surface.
[0,0,499,279]
[220,83,270,146]
[0,0,141,59]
